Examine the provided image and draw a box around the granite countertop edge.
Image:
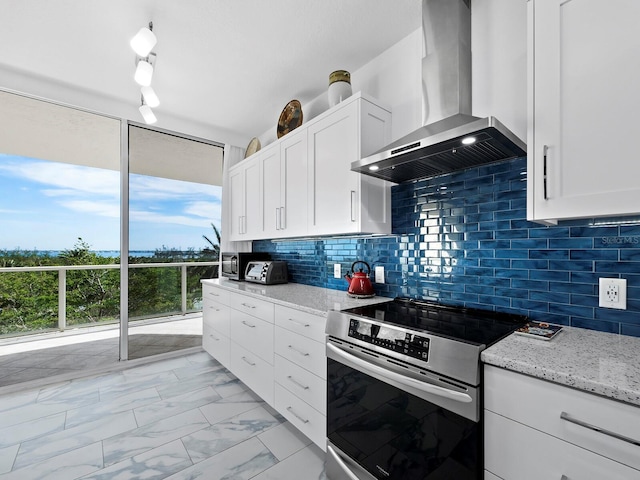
[481,326,640,407]
[201,278,391,316]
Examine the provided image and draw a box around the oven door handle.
[327,444,360,480]
[327,343,472,404]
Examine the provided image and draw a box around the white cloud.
[183,201,221,218]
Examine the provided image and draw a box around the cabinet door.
[261,144,282,238]
[307,101,360,234]
[279,129,308,237]
[243,158,261,238]
[528,0,640,222]
[229,167,245,240]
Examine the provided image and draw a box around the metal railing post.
[58,268,66,331]
[181,264,187,314]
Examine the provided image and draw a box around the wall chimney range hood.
[352,0,526,184]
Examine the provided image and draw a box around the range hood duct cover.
[352,0,526,184]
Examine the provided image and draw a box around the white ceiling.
[0,0,421,144]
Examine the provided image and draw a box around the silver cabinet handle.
[286,406,309,424]
[287,375,310,390]
[560,412,640,447]
[208,306,220,311]
[208,291,220,297]
[238,216,243,234]
[209,334,220,341]
[543,144,549,200]
[288,345,310,357]
[275,208,280,230]
[240,302,256,309]
[241,356,256,366]
[241,320,256,328]
[327,445,360,480]
[280,207,285,229]
[287,317,310,328]
[350,190,356,222]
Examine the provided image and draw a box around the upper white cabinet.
[527,0,640,224]
[229,93,392,241]
[229,155,261,239]
[307,96,392,235]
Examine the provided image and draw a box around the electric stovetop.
[340,297,528,347]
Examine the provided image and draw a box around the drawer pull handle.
[209,334,220,341]
[208,292,220,297]
[560,412,640,447]
[286,406,310,424]
[241,356,256,366]
[242,320,256,328]
[288,318,310,328]
[287,375,310,390]
[208,306,220,311]
[288,345,310,357]
[241,302,256,309]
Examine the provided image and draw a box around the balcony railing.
[0,261,219,335]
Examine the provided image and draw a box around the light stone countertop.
[481,326,640,407]
[201,278,392,316]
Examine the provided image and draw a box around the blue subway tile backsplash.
[253,157,640,337]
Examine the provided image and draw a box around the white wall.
[256,0,528,151]
[472,0,528,142]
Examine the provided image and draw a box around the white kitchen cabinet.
[201,284,231,368]
[484,365,640,479]
[228,155,261,240]
[307,95,392,235]
[230,92,391,240]
[261,128,308,239]
[527,0,640,223]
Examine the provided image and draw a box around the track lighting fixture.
[139,98,157,125]
[130,22,157,57]
[132,21,159,123]
[141,86,160,108]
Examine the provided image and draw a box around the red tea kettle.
[344,260,375,298]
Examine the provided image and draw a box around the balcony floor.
[0,314,203,390]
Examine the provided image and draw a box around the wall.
[254,156,640,338]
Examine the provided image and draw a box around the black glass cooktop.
[341,297,528,346]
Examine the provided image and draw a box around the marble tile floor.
[0,350,327,479]
[0,315,204,389]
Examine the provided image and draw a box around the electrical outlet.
[599,278,627,310]
[375,266,385,283]
[333,264,341,279]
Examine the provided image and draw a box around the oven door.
[326,340,482,480]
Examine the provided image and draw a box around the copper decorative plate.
[244,137,261,158]
[277,99,303,138]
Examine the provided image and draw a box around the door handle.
[560,412,640,447]
[350,190,356,222]
[543,144,549,200]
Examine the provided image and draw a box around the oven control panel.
[348,318,430,362]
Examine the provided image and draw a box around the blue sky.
[0,154,222,251]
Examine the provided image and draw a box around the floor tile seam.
[132,385,221,427]
[0,411,67,447]
[7,439,105,476]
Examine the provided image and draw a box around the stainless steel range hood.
[352,0,526,184]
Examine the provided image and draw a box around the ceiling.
[0,1,421,144]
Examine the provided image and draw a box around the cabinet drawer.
[202,323,230,369]
[229,292,274,323]
[275,305,326,343]
[202,284,230,306]
[230,310,274,364]
[275,326,326,379]
[275,355,326,414]
[485,410,640,480]
[275,383,326,450]
[485,365,640,471]
[203,299,231,337]
[230,342,274,406]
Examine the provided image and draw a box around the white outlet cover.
[374,266,385,284]
[333,264,341,279]
[598,278,627,310]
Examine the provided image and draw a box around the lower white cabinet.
[484,365,640,479]
[202,284,328,450]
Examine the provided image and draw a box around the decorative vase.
[328,70,352,107]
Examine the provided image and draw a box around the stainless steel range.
[325,298,527,480]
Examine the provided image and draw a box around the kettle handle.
[351,261,370,274]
